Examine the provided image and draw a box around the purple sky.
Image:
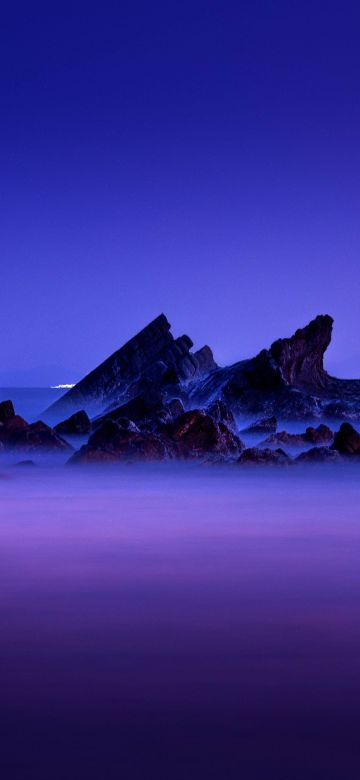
[1,1,360,384]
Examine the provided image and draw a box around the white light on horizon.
[51,384,76,389]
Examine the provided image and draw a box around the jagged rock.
[237,447,291,466]
[87,418,139,449]
[0,400,15,424]
[70,429,177,464]
[269,315,333,388]
[43,312,360,424]
[241,416,277,434]
[165,410,243,459]
[263,424,333,449]
[189,314,358,420]
[0,407,72,454]
[55,410,91,436]
[93,392,183,434]
[94,391,165,427]
[304,424,333,445]
[206,400,236,430]
[45,314,217,420]
[332,423,360,455]
[71,408,243,464]
[296,447,341,464]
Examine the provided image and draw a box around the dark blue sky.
[1,1,360,383]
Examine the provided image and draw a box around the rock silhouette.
[44,313,360,426]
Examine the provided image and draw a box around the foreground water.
[1,464,360,778]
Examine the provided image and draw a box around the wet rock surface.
[43,313,360,424]
[70,409,243,464]
[46,314,217,420]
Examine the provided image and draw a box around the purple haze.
[1,2,360,382]
[1,465,360,777]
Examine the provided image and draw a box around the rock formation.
[44,313,360,426]
[46,315,216,420]
[0,403,72,454]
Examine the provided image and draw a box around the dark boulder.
[296,446,341,464]
[0,411,72,453]
[332,423,360,455]
[70,430,175,464]
[55,410,91,436]
[0,400,15,424]
[304,424,333,445]
[166,410,243,459]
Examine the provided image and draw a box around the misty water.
[1,389,360,777]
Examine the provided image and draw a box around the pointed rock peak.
[269,314,333,387]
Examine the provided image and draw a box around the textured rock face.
[332,423,360,454]
[165,410,243,458]
[296,446,341,463]
[0,409,72,454]
[44,312,360,424]
[55,410,91,436]
[189,314,360,420]
[262,424,334,449]
[70,409,243,464]
[269,315,333,388]
[46,315,217,420]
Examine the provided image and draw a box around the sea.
[1,388,360,778]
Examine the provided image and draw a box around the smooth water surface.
[0,466,360,780]
[1,464,360,778]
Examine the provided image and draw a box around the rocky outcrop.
[0,400,15,424]
[262,424,334,449]
[296,446,341,464]
[45,315,217,421]
[241,416,277,434]
[206,400,236,430]
[55,410,91,436]
[165,410,243,459]
[0,410,72,454]
[269,315,333,388]
[43,312,360,424]
[70,409,243,465]
[332,423,360,454]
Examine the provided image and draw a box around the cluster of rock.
[4,311,360,467]
[67,406,360,466]
[44,313,360,425]
[0,400,72,457]
[70,403,243,464]
[2,393,360,467]
[47,314,216,420]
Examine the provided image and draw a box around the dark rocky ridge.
[45,313,360,424]
[0,401,72,455]
[46,314,216,420]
